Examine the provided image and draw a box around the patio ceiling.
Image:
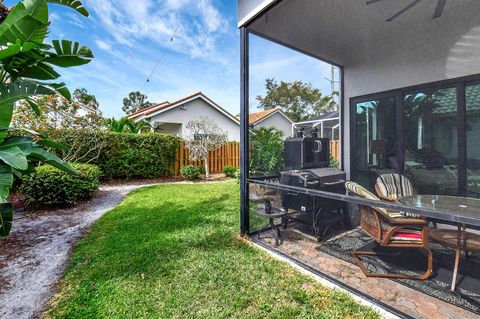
[247,0,480,68]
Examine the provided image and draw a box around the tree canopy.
[122,91,153,114]
[256,78,337,122]
[73,88,99,110]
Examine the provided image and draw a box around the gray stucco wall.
[342,13,480,178]
[146,98,240,141]
[253,112,293,139]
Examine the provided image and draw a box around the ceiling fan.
[367,0,447,22]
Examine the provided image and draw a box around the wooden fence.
[173,140,341,176]
[330,140,341,163]
[174,141,240,176]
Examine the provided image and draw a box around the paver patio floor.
[254,226,478,319]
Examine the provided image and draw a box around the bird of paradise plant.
[0,0,93,236]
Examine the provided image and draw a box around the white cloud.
[95,39,112,51]
[49,12,60,22]
[84,0,230,59]
[67,13,87,29]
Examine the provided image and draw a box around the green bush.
[250,127,284,176]
[181,165,202,180]
[329,155,339,168]
[20,163,101,208]
[236,168,241,184]
[44,129,181,179]
[196,165,205,175]
[223,165,236,178]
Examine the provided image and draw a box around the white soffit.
[238,0,277,27]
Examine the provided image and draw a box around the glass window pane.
[355,97,398,190]
[466,84,480,198]
[403,87,458,195]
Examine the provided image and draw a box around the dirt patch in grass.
[0,180,206,319]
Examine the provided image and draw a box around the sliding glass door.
[403,87,458,195]
[352,76,480,198]
[466,84,480,198]
[354,96,398,190]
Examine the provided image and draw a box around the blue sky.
[6,0,337,118]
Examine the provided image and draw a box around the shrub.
[223,165,236,178]
[249,127,284,176]
[43,129,181,179]
[236,168,241,184]
[196,165,205,175]
[329,155,339,168]
[20,163,102,208]
[181,165,201,180]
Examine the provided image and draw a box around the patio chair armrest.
[389,217,428,226]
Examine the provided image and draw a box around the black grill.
[280,135,349,240]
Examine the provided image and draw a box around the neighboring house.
[128,92,240,140]
[75,102,99,117]
[248,108,293,139]
[293,110,339,140]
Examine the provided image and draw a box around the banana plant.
[125,119,152,134]
[106,117,130,133]
[0,0,93,237]
[107,118,151,134]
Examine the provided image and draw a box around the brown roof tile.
[248,108,278,124]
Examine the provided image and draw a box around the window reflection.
[403,88,458,195]
[466,84,480,198]
[355,97,398,190]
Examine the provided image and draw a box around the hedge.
[44,129,181,179]
[21,163,101,208]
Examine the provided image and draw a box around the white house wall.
[146,98,240,141]
[254,112,292,139]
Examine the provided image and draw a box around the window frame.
[349,73,480,196]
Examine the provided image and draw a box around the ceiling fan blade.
[366,0,385,4]
[433,0,446,18]
[386,0,422,22]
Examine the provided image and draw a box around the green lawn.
[45,181,378,319]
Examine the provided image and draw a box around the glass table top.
[399,195,480,225]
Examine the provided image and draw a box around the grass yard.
[45,181,378,319]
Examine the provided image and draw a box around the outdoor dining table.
[398,195,480,292]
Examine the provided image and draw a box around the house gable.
[129,92,239,125]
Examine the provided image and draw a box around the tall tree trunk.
[204,154,210,177]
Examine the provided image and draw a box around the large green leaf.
[0,102,13,143]
[18,61,61,80]
[0,0,49,45]
[0,79,54,106]
[37,138,69,151]
[49,82,71,99]
[48,0,89,17]
[45,40,93,67]
[0,80,57,129]
[19,143,78,175]
[0,80,54,142]
[0,136,35,150]
[0,39,22,60]
[0,202,13,237]
[0,40,39,60]
[0,166,14,202]
[0,146,29,170]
